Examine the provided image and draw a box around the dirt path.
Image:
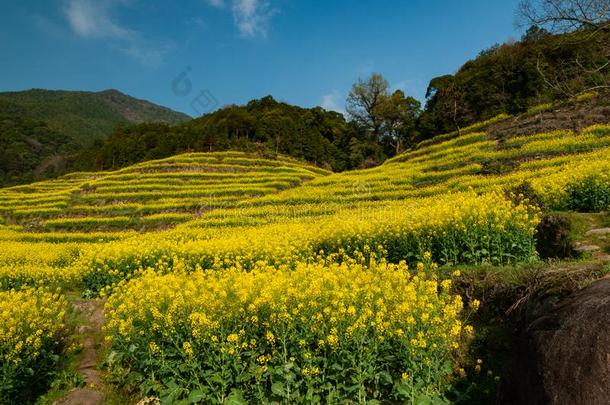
[584,227,610,261]
[573,212,610,263]
[55,299,106,405]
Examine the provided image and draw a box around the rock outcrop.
[500,278,610,405]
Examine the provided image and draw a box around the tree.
[517,0,610,32]
[346,73,389,141]
[517,0,610,95]
[521,24,551,41]
[377,90,421,154]
[425,75,473,136]
[346,74,422,155]
[69,95,387,173]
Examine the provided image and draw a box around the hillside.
[0,152,327,234]
[0,89,190,143]
[0,105,608,402]
[5,0,610,402]
[70,95,366,174]
[419,28,610,136]
[0,89,190,187]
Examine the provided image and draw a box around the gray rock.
[585,228,610,237]
[575,244,601,253]
[500,279,610,405]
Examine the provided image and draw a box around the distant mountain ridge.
[0,88,190,144]
[0,88,190,186]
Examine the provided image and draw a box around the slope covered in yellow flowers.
[1,121,609,403]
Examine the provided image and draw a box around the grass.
[451,258,610,313]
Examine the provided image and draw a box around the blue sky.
[0,0,523,117]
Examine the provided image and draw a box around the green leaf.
[271,381,286,397]
[188,389,206,403]
[225,389,247,405]
[106,350,119,365]
[125,371,143,385]
[237,371,253,382]
[377,370,393,385]
[160,381,186,405]
[208,374,225,385]
[396,382,411,398]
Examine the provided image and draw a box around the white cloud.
[321,90,345,115]
[233,0,274,37]
[203,0,276,37]
[118,43,170,67]
[188,17,207,29]
[64,0,169,67]
[65,0,132,40]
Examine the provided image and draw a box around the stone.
[585,228,610,237]
[575,244,601,253]
[499,279,610,405]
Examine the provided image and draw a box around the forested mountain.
[0,89,190,186]
[0,89,190,143]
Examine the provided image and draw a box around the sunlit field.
[1,117,609,402]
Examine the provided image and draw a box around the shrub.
[565,175,610,212]
[478,159,518,176]
[0,288,69,403]
[103,257,473,403]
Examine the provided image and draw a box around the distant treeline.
[70,96,383,173]
[0,89,188,187]
[72,26,610,174]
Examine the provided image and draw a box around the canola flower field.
[1,121,609,403]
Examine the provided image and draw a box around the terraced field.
[2,121,610,403]
[0,152,327,233]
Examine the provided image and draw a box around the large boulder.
[499,278,610,405]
